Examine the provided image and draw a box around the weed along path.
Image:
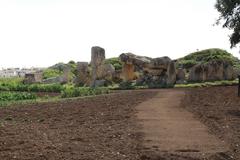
[136,89,228,159]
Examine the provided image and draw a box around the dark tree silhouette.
[215,0,240,48]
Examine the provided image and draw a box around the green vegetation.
[61,87,110,98]
[104,57,123,70]
[0,92,36,101]
[0,79,64,93]
[43,69,63,79]
[118,81,136,90]
[175,80,238,88]
[177,48,240,70]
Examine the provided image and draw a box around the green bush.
[104,57,123,70]
[43,69,63,79]
[0,82,64,93]
[0,92,36,101]
[61,87,110,98]
[178,48,240,69]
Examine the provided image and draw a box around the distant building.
[0,68,45,78]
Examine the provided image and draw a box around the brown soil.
[182,86,240,160]
[0,87,239,160]
[0,91,157,160]
[136,89,228,160]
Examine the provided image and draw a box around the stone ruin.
[75,62,90,86]
[74,46,237,87]
[24,72,43,84]
[119,53,177,87]
[176,68,186,84]
[75,46,115,87]
[43,67,71,84]
[188,60,236,82]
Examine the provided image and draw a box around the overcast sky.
[0,0,239,68]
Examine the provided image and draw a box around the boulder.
[122,63,135,81]
[97,64,115,81]
[167,61,176,85]
[189,64,207,82]
[43,76,66,84]
[223,64,236,80]
[75,62,90,86]
[189,60,236,82]
[119,53,176,87]
[119,53,151,67]
[145,56,171,70]
[91,46,106,87]
[24,72,43,84]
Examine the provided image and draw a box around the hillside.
[177,48,240,70]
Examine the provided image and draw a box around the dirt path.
[136,89,228,159]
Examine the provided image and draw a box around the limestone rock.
[43,76,66,84]
[97,64,115,81]
[167,61,176,85]
[91,46,106,87]
[119,53,151,67]
[75,62,90,86]
[24,72,43,84]
[119,53,176,87]
[176,68,186,84]
[122,63,135,81]
[146,56,171,70]
[189,60,236,82]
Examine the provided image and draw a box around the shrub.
[0,82,64,93]
[0,92,36,101]
[43,69,63,79]
[104,57,123,70]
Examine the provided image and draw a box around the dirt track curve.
[137,89,228,159]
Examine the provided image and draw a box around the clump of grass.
[175,80,238,88]
[61,87,110,98]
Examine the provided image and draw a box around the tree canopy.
[215,0,240,48]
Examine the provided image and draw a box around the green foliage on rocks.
[104,57,123,70]
[177,48,240,70]
[43,69,63,79]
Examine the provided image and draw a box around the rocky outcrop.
[119,53,176,87]
[189,61,236,82]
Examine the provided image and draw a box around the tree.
[215,0,240,48]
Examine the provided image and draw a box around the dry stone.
[122,63,135,81]
[176,68,186,84]
[119,53,176,87]
[97,64,115,81]
[91,46,106,87]
[189,60,236,82]
[24,72,43,84]
[75,62,90,86]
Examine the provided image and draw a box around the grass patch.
[175,80,238,88]
[61,87,110,98]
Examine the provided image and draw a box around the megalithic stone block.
[91,46,105,87]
